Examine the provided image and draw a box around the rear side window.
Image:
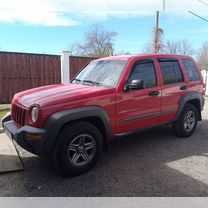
[182,59,200,81]
[159,60,183,85]
[129,60,156,88]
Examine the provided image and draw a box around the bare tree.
[142,28,164,54]
[164,40,194,55]
[68,43,78,55]
[179,40,195,55]
[69,24,117,58]
[114,50,131,56]
[142,43,152,54]
[197,42,208,71]
[165,40,180,54]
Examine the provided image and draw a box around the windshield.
[72,60,127,88]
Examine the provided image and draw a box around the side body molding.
[43,106,112,154]
[175,92,204,121]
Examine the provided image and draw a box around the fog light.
[26,133,45,141]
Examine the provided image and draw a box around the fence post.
[61,51,70,84]
[206,71,208,96]
[201,70,208,95]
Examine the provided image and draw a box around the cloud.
[0,0,80,26]
[0,0,208,26]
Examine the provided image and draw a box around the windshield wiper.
[72,78,81,83]
[82,80,102,86]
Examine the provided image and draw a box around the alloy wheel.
[67,134,96,166]
[184,110,196,132]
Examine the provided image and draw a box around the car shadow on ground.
[0,118,208,197]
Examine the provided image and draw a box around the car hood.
[14,84,113,108]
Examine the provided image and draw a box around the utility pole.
[153,0,166,53]
[153,11,159,53]
[163,0,166,12]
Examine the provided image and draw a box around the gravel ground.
[0,101,208,197]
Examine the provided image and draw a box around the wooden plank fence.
[0,52,61,104]
[70,56,96,79]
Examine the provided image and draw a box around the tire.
[173,103,198,138]
[52,121,103,176]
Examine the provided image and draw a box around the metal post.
[61,51,70,84]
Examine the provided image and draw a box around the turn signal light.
[26,133,45,141]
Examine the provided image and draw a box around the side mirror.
[124,79,144,91]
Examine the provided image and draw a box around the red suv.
[3,54,205,175]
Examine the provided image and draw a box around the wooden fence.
[70,56,96,79]
[0,52,96,104]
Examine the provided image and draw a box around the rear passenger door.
[158,58,187,124]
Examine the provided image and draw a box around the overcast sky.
[0,0,208,54]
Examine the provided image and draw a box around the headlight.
[31,107,39,123]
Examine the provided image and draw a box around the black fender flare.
[43,106,112,154]
[175,92,204,121]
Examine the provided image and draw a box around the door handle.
[180,86,188,90]
[149,91,159,96]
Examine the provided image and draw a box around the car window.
[159,60,183,85]
[182,59,200,81]
[128,61,156,88]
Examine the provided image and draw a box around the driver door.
[116,59,162,134]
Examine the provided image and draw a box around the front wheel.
[173,103,198,137]
[53,121,103,176]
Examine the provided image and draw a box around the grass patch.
[0,104,11,111]
[0,104,11,127]
[0,109,9,120]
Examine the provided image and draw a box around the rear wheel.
[173,103,198,137]
[52,121,103,176]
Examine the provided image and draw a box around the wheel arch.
[175,92,203,121]
[43,106,112,154]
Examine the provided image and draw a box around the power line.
[198,0,208,7]
[188,11,208,23]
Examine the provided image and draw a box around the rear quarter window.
[182,59,200,81]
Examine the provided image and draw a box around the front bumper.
[4,121,46,155]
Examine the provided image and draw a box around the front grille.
[11,104,27,126]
